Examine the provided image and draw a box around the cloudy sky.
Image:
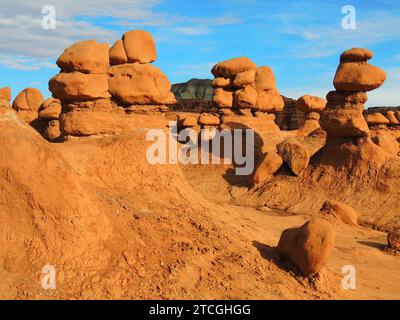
[0,0,399,107]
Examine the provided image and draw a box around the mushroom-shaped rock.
[109,40,128,66]
[0,87,11,101]
[122,30,157,64]
[211,57,257,78]
[277,218,336,276]
[296,95,327,113]
[340,48,374,63]
[108,63,172,105]
[366,113,390,126]
[320,200,358,226]
[49,72,110,102]
[39,98,62,120]
[252,152,283,185]
[56,40,110,74]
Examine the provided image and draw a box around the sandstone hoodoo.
[49,30,177,138]
[12,87,43,123]
[277,218,336,276]
[38,98,62,140]
[321,48,387,138]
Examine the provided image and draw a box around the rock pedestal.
[321,48,386,138]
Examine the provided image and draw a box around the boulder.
[212,77,231,89]
[198,113,220,126]
[340,48,374,63]
[254,66,276,91]
[109,39,128,65]
[320,200,358,225]
[366,113,390,126]
[49,72,110,101]
[122,30,157,64]
[252,151,283,185]
[0,87,11,101]
[234,86,258,109]
[12,88,43,112]
[256,89,284,112]
[277,140,310,176]
[296,95,326,113]
[39,98,61,120]
[277,218,336,276]
[178,115,198,127]
[326,90,368,106]
[211,57,257,78]
[213,88,233,108]
[387,229,400,251]
[334,62,387,92]
[371,132,400,156]
[108,63,172,105]
[56,40,109,74]
[232,70,256,88]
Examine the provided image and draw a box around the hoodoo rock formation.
[321,48,387,138]
[48,30,177,138]
[12,88,43,123]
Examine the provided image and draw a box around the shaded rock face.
[277,218,335,276]
[211,57,284,114]
[172,79,213,101]
[12,88,44,123]
[321,48,386,139]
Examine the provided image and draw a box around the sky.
[0,0,399,107]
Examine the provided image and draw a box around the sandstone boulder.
[109,40,128,65]
[108,63,172,105]
[56,40,109,74]
[232,70,256,88]
[122,30,157,64]
[211,57,257,78]
[320,200,358,226]
[254,66,276,91]
[256,89,284,112]
[39,98,61,120]
[253,152,283,185]
[340,48,374,63]
[12,88,43,112]
[212,77,231,89]
[198,114,220,126]
[234,86,258,109]
[213,88,233,108]
[0,87,11,101]
[277,140,310,176]
[371,132,400,156]
[385,111,399,125]
[277,218,336,276]
[326,90,368,107]
[296,95,326,113]
[334,62,387,92]
[49,72,110,101]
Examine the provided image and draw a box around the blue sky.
[0,0,399,106]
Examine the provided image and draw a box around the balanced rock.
[108,63,173,105]
[122,30,157,64]
[340,48,374,63]
[277,218,336,276]
[211,57,257,78]
[366,113,390,126]
[296,95,326,113]
[320,200,358,225]
[57,40,109,74]
[0,87,11,101]
[253,151,283,185]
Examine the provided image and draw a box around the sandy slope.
[0,110,399,299]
